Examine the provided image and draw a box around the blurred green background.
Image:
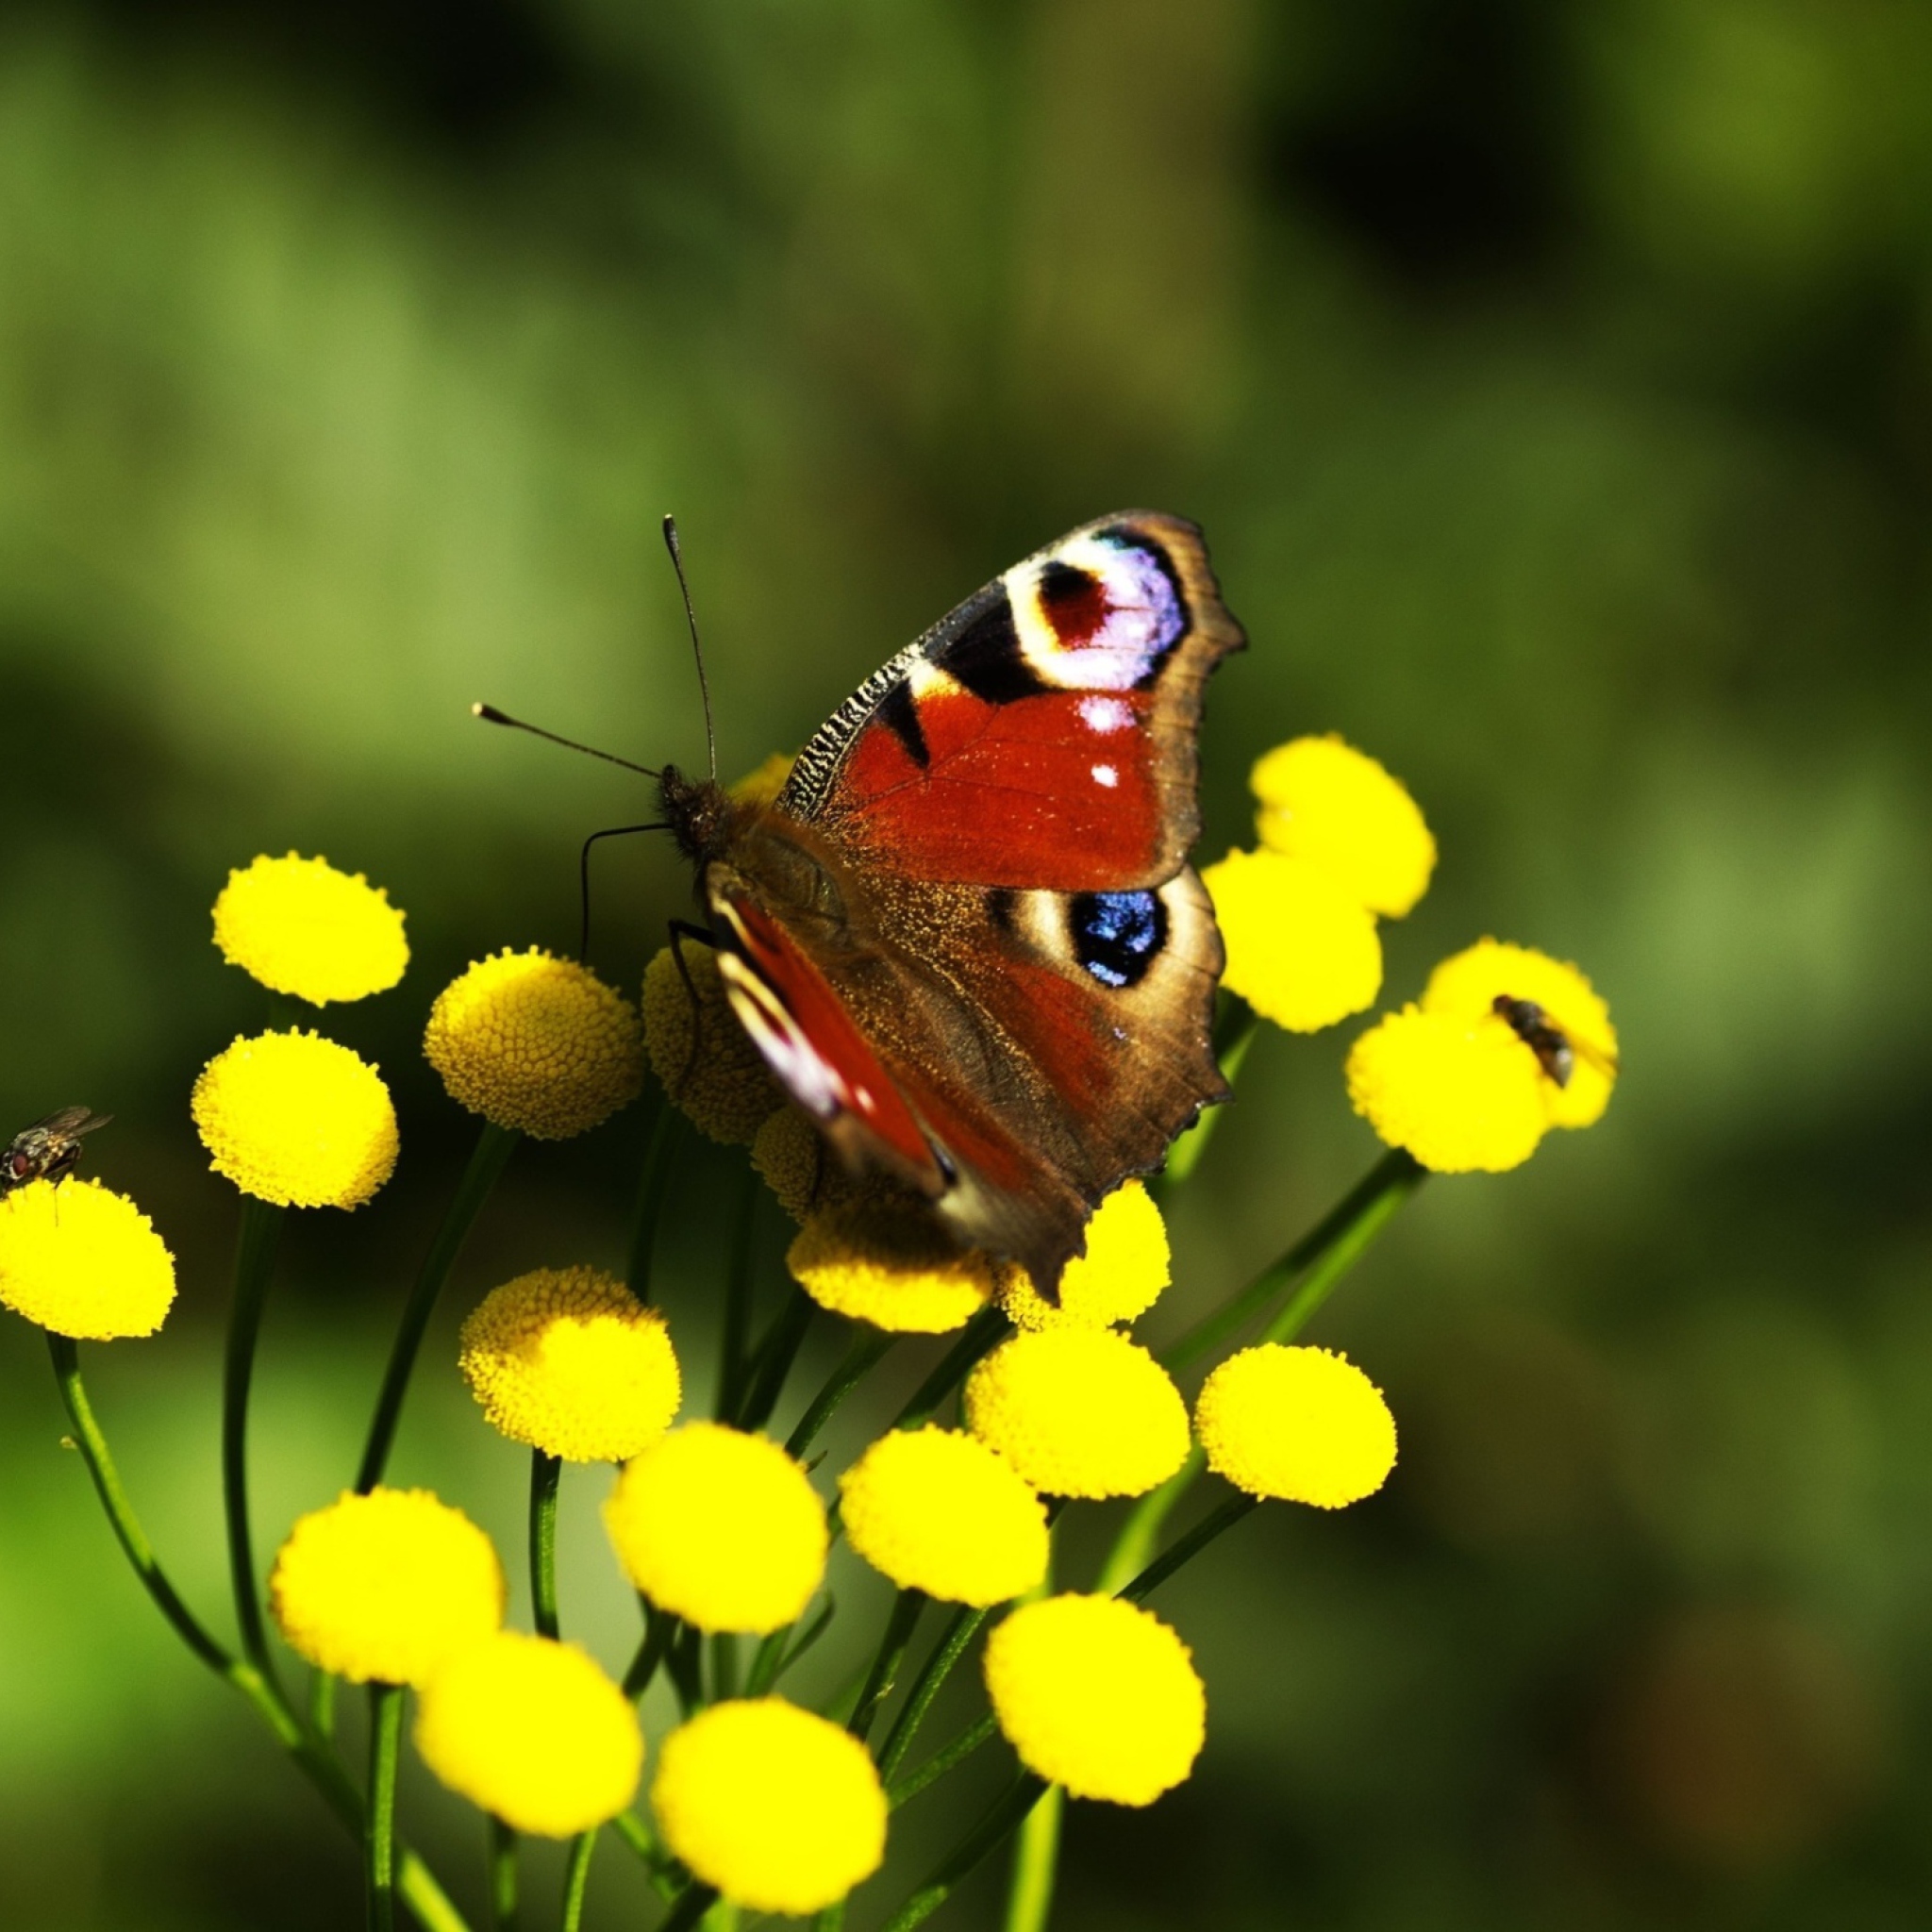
[4,0,1932,1925]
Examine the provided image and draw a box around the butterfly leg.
[666,918,721,1099]
[577,823,672,963]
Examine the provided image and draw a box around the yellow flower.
[1195,1344,1397,1507]
[788,1196,999,1334]
[0,1179,176,1341]
[1001,1180,1170,1332]
[1422,939,1618,1130]
[650,1698,886,1915]
[414,1631,642,1837]
[1345,1006,1548,1173]
[269,1489,504,1686]
[425,949,643,1140]
[192,1031,398,1208]
[458,1267,680,1463]
[752,1107,886,1221]
[965,1328,1191,1499]
[1251,736,1436,917]
[604,1424,826,1634]
[1202,848,1381,1033]
[838,1426,1047,1606]
[728,751,795,808]
[641,944,785,1144]
[984,1594,1205,1806]
[211,852,408,1005]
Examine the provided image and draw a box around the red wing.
[776,512,1243,892]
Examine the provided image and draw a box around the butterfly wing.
[708,511,1241,1291]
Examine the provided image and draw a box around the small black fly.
[1,1107,113,1195]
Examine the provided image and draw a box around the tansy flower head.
[0,1179,175,1340]
[788,1196,998,1334]
[1001,1180,1170,1332]
[425,949,643,1140]
[728,751,795,808]
[641,944,784,1144]
[1346,1005,1548,1173]
[458,1267,680,1463]
[753,1106,889,1222]
[1423,939,1618,1130]
[212,852,408,1005]
[1195,1344,1396,1507]
[985,1594,1205,1806]
[1203,847,1382,1033]
[192,1031,398,1208]
[965,1327,1190,1499]
[839,1426,1047,1606]
[650,1698,886,1914]
[415,1632,641,1837]
[604,1423,826,1633]
[269,1488,504,1685]
[1251,735,1436,917]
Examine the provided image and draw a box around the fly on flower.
[1491,995,1618,1088]
[1,1107,112,1196]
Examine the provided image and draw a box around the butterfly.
[1,1106,112,1196]
[659,511,1245,1294]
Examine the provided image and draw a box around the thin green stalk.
[786,1327,897,1460]
[1003,1783,1063,1932]
[658,1881,721,1932]
[891,1306,1008,1432]
[625,1604,677,1700]
[876,1605,989,1782]
[49,1335,474,1932]
[889,1712,997,1809]
[309,1667,338,1741]
[530,1450,561,1640]
[1160,997,1258,1188]
[1094,1450,1204,1594]
[881,1772,1050,1932]
[847,1589,925,1744]
[715,1165,760,1420]
[560,1828,598,1932]
[358,1120,518,1491]
[736,1286,815,1433]
[1117,1492,1257,1604]
[489,1818,519,1932]
[367,1683,404,1932]
[626,1097,682,1303]
[669,1623,705,1717]
[223,1195,285,1680]
[710,1632,740,1701]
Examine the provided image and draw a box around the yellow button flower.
[425,949,643,1140]
[212,852,408,1005]
[965,1328,1191,1499]
[1345,1005,1548,1174]
[788,1196,999,1334]
[415,1631,642,1837]
[728,751,795,808]
[650,1698,886,1915]
[0,1179,176,1341]
[984,1594,1205,1806]
[642,944,785,1145]
[458,1267,681,1463]
[753,1106,882,1222]
[1251,735,1436,917]
[1001,1180,1170,1332]
[1422,939,1619,1129]
[192,1030,399,1209]
[604,1424,826,1634]
[839,1426,1047,1606]
[1203,848,1382,1033]
[1195,1344,1397,1507]
[269,1488,505,1686]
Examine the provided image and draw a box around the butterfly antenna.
[661,514,718,784]
[471,704,661,779]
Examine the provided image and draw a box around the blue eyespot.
[1070,890,1166,990]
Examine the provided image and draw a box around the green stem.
[876,1605,988,1782]
[891,1306,1009,1432]
[736,1286,815,1432]
[358,1121,518,1491]
[1117,1492,1257,1604]
[309,1666,338,1741]
[669,1624,705,1717]
[489,1818,519,1932]
[710,1632,740,1701]
[626,1097,682,1303]
[1003,1784,1063,1932]
[223,1196,285,1681]
[715,1164,760,1420]
[848,1589,925,1744]
[786,1327,897,1460]
[1160,997,1258,1188]
[530,1450,561,1640]
[1094,1451,1204,1595]
[658,1881,721,1932]
[367,1683,404,1932]
[889,1712,997,1809]
[625,1604,677,1699]
[560,1829,598,1932]
[881,1773,1050,1932]
[49,1337,474,1931]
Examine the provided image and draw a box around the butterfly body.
[663,512,1244,1293]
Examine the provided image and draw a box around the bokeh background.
[4,1,1931,1926]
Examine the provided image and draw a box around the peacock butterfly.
[658,511,1244,1294]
